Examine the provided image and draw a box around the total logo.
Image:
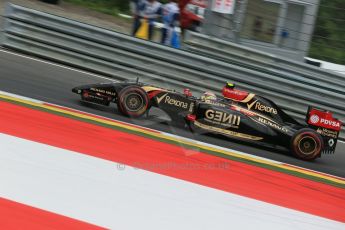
[247,100,277,114]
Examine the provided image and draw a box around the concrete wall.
[202,0,248,41]
[202,0,320,60]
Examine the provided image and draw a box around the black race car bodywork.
[72,81,342,161]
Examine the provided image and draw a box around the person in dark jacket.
[161,0,180,45]
[130,0,146,36]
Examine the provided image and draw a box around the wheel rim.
[298,135,317,155]
[124,93,144,112]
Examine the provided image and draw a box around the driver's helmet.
[225,82,235,89]
[201,91,217,101]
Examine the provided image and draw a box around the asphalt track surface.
[0,49,344,177]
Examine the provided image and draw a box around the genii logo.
[205,109,240,128]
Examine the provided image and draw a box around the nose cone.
[72,87,80,94]
[72,86,86,94]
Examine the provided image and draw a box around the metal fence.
[1,3,344,138]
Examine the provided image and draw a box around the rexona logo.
[320,118,341,128]
[247,100,277,114]
[205,109,240,128]
[156,93,188,109]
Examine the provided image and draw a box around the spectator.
[142,0,162,40]
[161,0,180,45]
[131,0,162,40]
[130,0,146,37]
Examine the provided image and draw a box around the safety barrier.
[1,3,344,138]
[184,31,345,91]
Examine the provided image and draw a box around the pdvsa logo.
[309,114,320,124]
[320,118,341,128]
[310,114,341,128]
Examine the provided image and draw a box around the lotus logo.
[309,115,320,124]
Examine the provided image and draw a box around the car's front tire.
[117,86,149,118]
[291,128,323,161]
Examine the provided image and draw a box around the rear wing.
[306,107,342,154]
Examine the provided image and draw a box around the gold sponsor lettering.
[205,109,240,128]
[165,96,188,109]
[247,100,277,114]
[142,86,165,92]
[194,121,262,141]
[90,88,116,96]
[214,111,222,122]
[204,99,226,107]
[156,93,168,104]
[91,88,105,93]
[317,128,338,139]
[189,102,195,113]
[222,113,232,124]
[156,93,188,109]
[258,117,288,132]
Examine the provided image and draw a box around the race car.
[72,81,342,161]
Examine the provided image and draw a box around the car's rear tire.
[291,128,323,161]
[117,86,149,118]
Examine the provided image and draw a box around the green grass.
[64,0,126,17]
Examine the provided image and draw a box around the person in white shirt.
[161,0,180,45]
[143,0,162,40]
